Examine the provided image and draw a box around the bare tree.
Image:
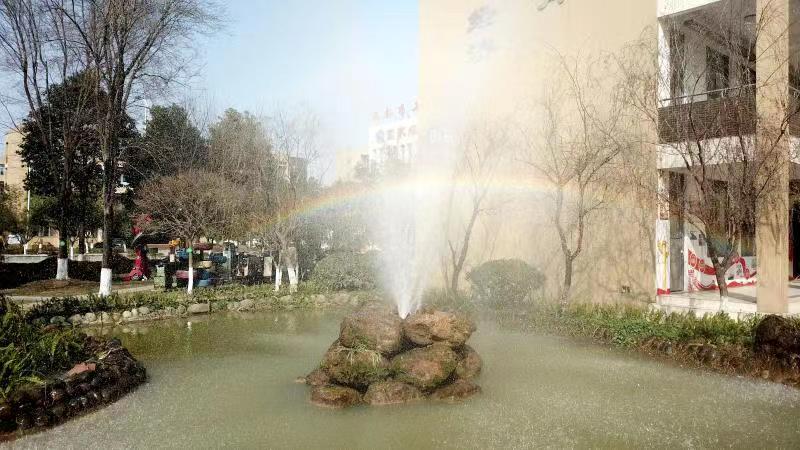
[56,0,221,295]
[135,170,245,293]
[519,54,629,306]
[0,0,97,280]
[618,0,797,301]
[261,107,321,261]
[207,107,273,247]
[440,119,507,295]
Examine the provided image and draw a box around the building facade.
[419,0,657,302]
[368,103,418,171]
[2,130,62,247]
[655,0,799,313]
[2,131,25,196]
[334,149,369,183]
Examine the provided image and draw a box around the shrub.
[467,259,545,306]
[421,288,474,313]
[0,297,87,397]
[310,251,379,291]
[0,256,134,289]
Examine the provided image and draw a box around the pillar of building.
[755,0,791,314]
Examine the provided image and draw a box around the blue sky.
[193,0,418,161]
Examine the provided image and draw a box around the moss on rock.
[322,344,389,388]
[390,343,458,390]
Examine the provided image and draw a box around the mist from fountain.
[371,147,455,318]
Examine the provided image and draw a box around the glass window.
[706,47,730,98]
[669,29,685,100]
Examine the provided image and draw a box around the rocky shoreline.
[300,307,483,408]
[0,336,146,440]
[36,291,378,328]
[636,314,800,388]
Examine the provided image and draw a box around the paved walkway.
[656,281,800,318]
[7,284,155,304]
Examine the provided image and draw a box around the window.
[706,47,730,98]
[669,30,685,100]
[740,64,756,88]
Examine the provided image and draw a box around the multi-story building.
[2,130,61,247]
[1,130,24,196]
[334,148,369,183]
[368,103,418,171]
[419,0,656,303]
[655,0,799,314]
[275,153,308,185]
[419,0,800,315]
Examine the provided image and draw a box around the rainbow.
[264,172,581,226]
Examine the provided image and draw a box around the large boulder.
[402,310,476,347]
[339,307,404,355]
[364,381,423,406]
[430,379,481,402]
[310,385,362,408]
[238,299,255,311]
[304,368,330,386]
[754,315,800,357]
[187,303,210,314]
[391,343,458,390]
[455,345,482,380]
[322,344,389,388]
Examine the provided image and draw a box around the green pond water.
[9,310,800,449]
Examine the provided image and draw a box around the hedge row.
[0,258,135,289]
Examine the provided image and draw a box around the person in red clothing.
[123,217,152,281]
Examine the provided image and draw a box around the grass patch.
[424,286,763,349]
[501,301,763,349]
[556,303,759,347]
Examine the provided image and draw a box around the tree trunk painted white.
[56,258,69,280]
[69,245,74,260]
[274,263,282,292]
[719,295,729,312]
[187,255,194,294]
[99,268,112,296]
[287,265,298,293]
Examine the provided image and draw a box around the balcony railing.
[658,85,756,144]
[659,84,755,108]
[659,84,800,143]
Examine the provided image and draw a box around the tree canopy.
[128,104,208,189]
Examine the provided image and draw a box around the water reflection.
[15,310,800,449]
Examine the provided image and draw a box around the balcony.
[659,85,800,143]
[658,85,756,144]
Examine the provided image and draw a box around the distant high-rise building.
[368,102,418,171]
[335,148,369,183]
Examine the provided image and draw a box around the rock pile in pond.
[301,306,482,408]
[0,336,146,438]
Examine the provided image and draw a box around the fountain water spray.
[372,164,453,318]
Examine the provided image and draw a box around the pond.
[11,310,800,449]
